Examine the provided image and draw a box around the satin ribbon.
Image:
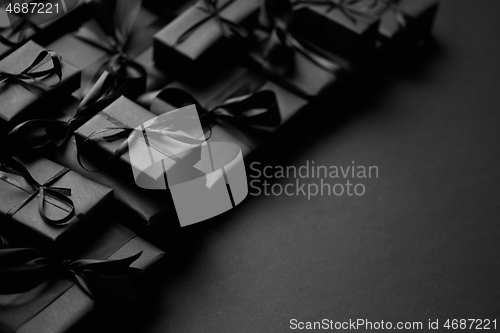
[258,0,341,73]
[6,71,129,155]
[0,49,62,97]
[0,158,75,226]
[0,241,142,296]
[76,108,207,173]
[73,0,146,90]
[0,11,41,48]
[174,0,249,47]
[153,86,281,129]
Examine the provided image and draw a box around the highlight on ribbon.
[127,104,248,227]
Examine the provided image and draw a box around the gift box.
[0,40,80,134]
[145,65,308,155]
[0,220,164,333]
[135,47,174,92]
[290,0,381,59]
[378,0,439,44]
[45,3,167,98]
[245,29,346,99]
[153,0,260,75]
[0,156,113,248]
[0,0,89,60]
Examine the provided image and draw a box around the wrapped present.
[378,0,439,44]
[140,65,307,156]
[0,221,164,333]
[0,0,89,60]
[0,40,80,134]
[290,0,381,58]
[153,0,260,75]
[0,156,113,248]
[45,0,167,98]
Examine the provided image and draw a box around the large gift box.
[153,0,260,75]
[49,96,178,229]
[0,156,113,248]
[0,220,164,333]
[0,0,89,60]
[290,0,382,59]
[0,40,80,134]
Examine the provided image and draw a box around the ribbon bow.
[0,49,62,96]
[0,158,75,226]
[6,71,129,156]
[73,0,146,91]
[76,109,208,173]
[0,235,143,297]
[175,0,249,47]
[259,0,341,73]
[153,87,281,129]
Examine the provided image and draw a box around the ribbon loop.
[0,158,75,226]
[0,50,62,96]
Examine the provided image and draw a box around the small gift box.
[45,1,167,98]
[0,40,80,133]
[378,0,439,44]
[245,29,346,99]
[135,47,173,92]
[290,0,381,58]
[0,221,164,333]
[153,0,260,75]
[0,156,113,248]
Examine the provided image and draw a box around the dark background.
[100,1,500,332]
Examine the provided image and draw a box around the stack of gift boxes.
[0,0,439,331]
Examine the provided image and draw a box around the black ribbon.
[155,87,281,129]
[0,11,41,48]
[0,49,62,97]
[259,0,342,73]
[0,237,143,297]
[73,0,146,92]
[174,0,249,47]
[0,158,75,226]
[6,71,129,155]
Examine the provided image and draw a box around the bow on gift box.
[152,86,281,129]
[6,71,129,156]
[73,0,147,93]
[76,107,208,173]
[174,0,249,47]
[258,0,343,74]
[0,157,76,226]
[0,49,62,97]
[0,234,143,298]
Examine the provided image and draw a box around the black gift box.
[0,156,113,248]
[153,0,259,75]
[245,30,346,99]
[378,0,439,44]
[290,1,381,59]
[0,221,164,333]
[50,96,178,229]
[0,40,80,134]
